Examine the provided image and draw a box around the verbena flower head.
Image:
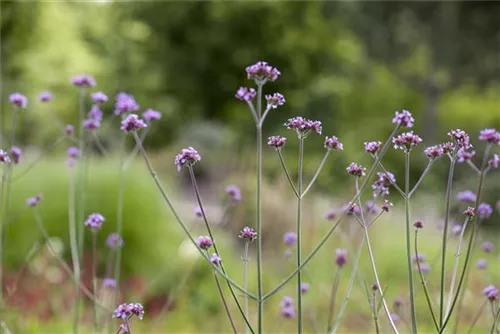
[382,200,393,212]
[413,221,424,229]
[480,241,494,253]
[441,142,455,154]
[114,92,140,115]
[476,259,488,270]
[477,203,493,220]
[284,232,297,246]
[174,147,201,171]
[418,263,430,274]
[489,154,499,169]
[392,131,423,152]
[424,145,444,159]
[366,201,379,214]
[324,136,343,151]
[451,224,463,236]
[390,313,400,323]
[372,283,379,291]
[120,114,147,132]
[84,213,105,231]
[463,206,475,217]
[210,253,222,266]
[483,285,499,301]
[284,117,322,137]
[457,149,475,163]
[39,91,53,102]
[280,296,294,309]
[196,236,213,250]
[267,136,287,150]
[27,194,42,207]
[239,226,257,242]
[235,87,256,102]
[88,105,103,121]
[106,233,124,249]
[265,93,285,109]
[346,162,365,177]
[342,203,361,216]
[364,141,382,155]
[103,278,117,289]
[194,206,203,217]
[142,109,162,123]
[71,74,96,87]
[300,283,310,294]
[392,110,414,128]
[412,253,426,263]
[83,118,101,131]
[479,128,500,144]
[325,208,336,220]
[281,307,295,319]
[372,171,396,197]
[245,61,280,83]
[447,129,472,150]
[9,93,28,109]
[393,297,404,309]
[91,91,108,104]
[225,185,241,202]
[456,190,476,203]
[9,146,22,164]
[0,150,10,164]
[336,248,348,267]
[67,147,80,159]
[113,302,145,320]
[65,124,75,136]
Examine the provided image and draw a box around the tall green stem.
[114,133,127,302]
[243,241,250,334]
[327,268,341,332]
[91,232,99,333]
[297,137,304,333]
[405,152,417,333]
[256,82,264,333]
[68,165,81,333]
[439,158,456,326]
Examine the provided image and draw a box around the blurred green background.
[1,1,499,333]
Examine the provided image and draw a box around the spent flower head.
[392,110,414,128]
[91,91,108,104]
[71,74,96,87]
[120,114,147,132]
[39,91,53,102]
[84,213,105,231]
[346,162,365,177]
[414,221,424,229]
[265,93,285,109]
[246,61,280,83]
[9,93,28,109]
[239,226,257,242]
[392,131,423,152]
[174,147,201,171]
[382,200,393,212]
[364,141,382,155]
[142,109,162,123]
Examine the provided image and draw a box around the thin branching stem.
[301,150,330,198]
[375,160,406,197]
[327,268,341,332]
[91,232,99,332]
[277,149,299,198]
[409,160,434,197]
[466,300,487,334]
[114,133,127,305]
[243,241,250,334]
[296,137,304,333]
[256,82,264,333]
[491,304,500,334]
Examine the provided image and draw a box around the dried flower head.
[284,232,297,246]
[196,236,213,250]
[335,248,348,267]
[114,92,140,115]
[284,117,322,137]
[480,241,494,253]
[27,194,42,207]
[364,141,382,155]
[265,93,285,109]
[392,131,423,152]
[246,61,280,83]
[346,162,365,177]
[9,146,22,164]
[210,253,222,266]
[9,93,28,109]
[457,149,476,163]
[382,200,393,212]
[267,136,287,150]
[84,213,105,231]
[174,147,201,171]
[447,129,472,150]
[120,114,147,132]
[225,185,242,202]
[477,203,493,220]
[106,233,124,249]
[392,110,414,128]
[142,109,162,122]
[235,87,257,102]
[71,74,96,87]
[372,283,379,291]
[65,124,75,136]
[324,136,344,151]
[424,145,444,159]
[91,91,108,104]
[479,128,500,144]
[456,190,476,203]
[39,91,53,102]
[489,154,499,169]
[239,226,257,242]
[413,221,424,229]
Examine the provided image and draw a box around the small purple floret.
[284,232,297,246]
[239,226,257,242]
[84,213,105,231]
[267,136,287,150]
[265,93,285,109]
[174,147,201,171]
[106,233,124,249]
[120,114,147,132]
[9,93,28,109]
[142,109,162,122]
[39,91,53,102]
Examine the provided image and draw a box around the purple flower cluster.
[65,124,75,136]
[483,285,499,301]
[115,92,140,115]
[477,203,493,220]
[39,91,53,102]
[346,162,365,177]
[67,147,80,159]
[479,128,500,144]
[476,259,488,270]
[91,91,108,104]
[71,74,96,87]
[283,232,297,246]
[174,147,201,171]
[366,200,379,214]
[284,117,322,136]
[413,220,424,229]
[106,233,124,249]
[382,200,393,212]
[9,93,28,109]
[196,236,213,250]
[210,253,222,266]
[392,131,423,152]
[239,226,257,242]
[84,213,105,231]
[225,185,241,202]
[457,149,475,163]
[142,109,162,123]
[372,171,396,197]
[364,141,381,155]
[300,282,310,294]
[84,105,103,130]
[0,150,10,164]
[392,110,414,128]
[342,203,361,216]
[324,136,343,151]
[480,241,494,253]
[113,302,145,320]
[9,146,22,164]
[456,190,476,203]
[463,207,475,217]
[267,136,287,150]
[325,208,336,220]
[424,145,444,159]
[246,61,280,83]
[280,296,295,318]
[265,93,285,109]
[447,129,472,151]
[489,154,499,169]
[103,278,117,289]
[235,87,256,102]
[27,194,42,207]
[120,114,147,133]
[335,248,348,267]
